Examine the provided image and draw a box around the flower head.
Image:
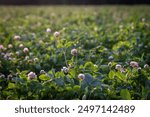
[115,64,122,70]
[54,31,60,37]
[61,67,69,74]
[19,44,24,48]
[34,58,39,62]
[40,70,46,74]
[0,44,4,50]
[46,28,51,33]
[71,48,78,56]
[23,47,29,53]
[14,35,21,41]
[8,44,13,49]
[28,72,37,80]
[144,64,149,69]
[78,73,85,80]
[130,61,139,68]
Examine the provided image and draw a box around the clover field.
[0,6,150,99]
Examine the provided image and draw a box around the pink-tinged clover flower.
[28,72,37,80]
[130,61,139,68]
[0,44,4,50]
[71,48,78,56]
[53,31,60,37]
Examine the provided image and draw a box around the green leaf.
[39,74,50,81]
[120,89,131,100]
[116,72,126,81]
[108,70,115,79]
[8,83,16,89]
[73,85,80,91]
[84,74,93,84]
[54,78,64,86]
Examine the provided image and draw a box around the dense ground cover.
[0,6,150,99]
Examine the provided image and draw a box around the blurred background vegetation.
[0,0,149,5]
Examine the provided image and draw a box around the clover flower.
[46,28,51,33]
[61,67,69,74]
[144,64,149,69]
[71,48,78,56]
[78,73,85,80]
[54,31,60,37]
[108,62,112,67]
[34,58,39,62]
[115,64,122,70]
[28,72,37,80]
[14,35,21,40]
[0,44,4,50]
[23,47,29,53]
[40,70,46,74]
[19,44,24,48]
[130,61,139,68]
[8,44,13,49]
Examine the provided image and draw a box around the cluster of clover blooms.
[110,61,149,73]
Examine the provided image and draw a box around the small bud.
[0,74,5,79]
[34,58,39,62]
[16,51,20,56]
[71,48,78,56]
[28,72,37,80]
[144,64,149,69]
[78,73,85,80]
[142,18,146,22]
[28,60,33,63]
[40,70,46,74]
[108,62,112,67]
[108,56,114,60]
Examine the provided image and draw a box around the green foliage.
[0,6,150,99]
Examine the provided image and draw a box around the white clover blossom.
[19,44,24,48]
[71,48,78,56]
[130,61,139,68]
[61,67,69,74]
[14,35,21,40]
[115,64,122,70]
[34,58,39,62]
[8,44,13,49]
[46,28,51,33]
[144,64,149,69]
[78,73,85,80]
[40,70,46,74]
[23,47,29,53]
[28,72,37,80]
